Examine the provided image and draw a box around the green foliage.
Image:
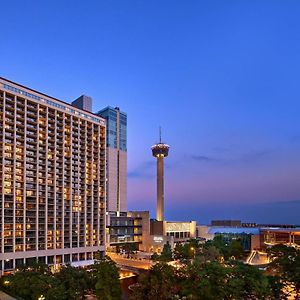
[0,257,122,300]
[55,265,90,300]
[123,243,137,257]
[151,252,160,260]
[173,243,187,260]
[130,263,180,300]
[267,244,300,297]
[93,256,122,300]
[229,261,272,299]
[205,235,244,260]
[181,261,229,300]
[267,275,288,300]
[160,241,173,261]
[152,242,173,262]
[0,265,66,300]
[132,258,277,300]
[198,245,221,263]
[229,239,244,259]
[174,239,199,260]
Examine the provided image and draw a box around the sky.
[1,1,300,224]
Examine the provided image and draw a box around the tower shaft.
[151,129,169,222]
[156,156,164,221]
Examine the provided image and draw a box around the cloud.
[128,157,182,179]
[212,146,231,153]
[191,155,219,162]
[128,160,155,179]
[241,150,272,163]
[189,149,273,165]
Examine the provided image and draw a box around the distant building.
[260,228,300,249]
[97,106,127,213]
[142,235,174,253]
[0,77,106,275]
[149,220,197,248]
[197,223,300,252]
[145,219,197,253]
[197,225,261,251]
[211,220,242,227]
[165,221,197,242]
[106,211,150,251]
[128,211,150,248]
[71,95,93,112]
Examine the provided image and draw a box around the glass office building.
[97,106,127,213]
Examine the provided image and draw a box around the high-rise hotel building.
[0,77,106,274]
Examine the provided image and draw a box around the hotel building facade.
[0,77,106,274]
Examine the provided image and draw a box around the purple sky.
[1,1,300,224]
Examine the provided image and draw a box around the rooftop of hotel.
[0,76,105,125]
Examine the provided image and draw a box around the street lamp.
[190,247,196,259]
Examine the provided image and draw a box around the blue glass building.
[97,106,127,213]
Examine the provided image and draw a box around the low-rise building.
[107,211,150,252]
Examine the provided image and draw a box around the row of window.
[2,84,105,125]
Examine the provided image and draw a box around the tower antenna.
[159,126,162,143]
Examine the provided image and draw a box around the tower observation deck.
[151,128,170,221]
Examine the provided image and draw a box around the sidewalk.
[0,291,17,300]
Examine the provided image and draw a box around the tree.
[55,265,90,300]
[228,239,244,259]
[181,260,274,300]
[198,245,221,263]
[205,235,229,259]
[205,235,244,261]
[130,263,180,300]
[154,241,173,262]
[0,268,66,300]
[174,242,188,260]
[267,275,288,300]
[173,239,200,261]
[123,243,137,257]
[267,244,300,298]
[181,261,229,300]
[93,256,122,300]
[151,252,160,261]
[229,261,273,299]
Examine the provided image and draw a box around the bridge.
[107,252,154,274]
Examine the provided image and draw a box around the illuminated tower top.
[151,127,170,158]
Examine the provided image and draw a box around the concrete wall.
[142,235,174,253]
[107,148,127,213]
[128,211,150,251]
[119,150,127,212]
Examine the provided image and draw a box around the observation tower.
[151,128,170,221]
